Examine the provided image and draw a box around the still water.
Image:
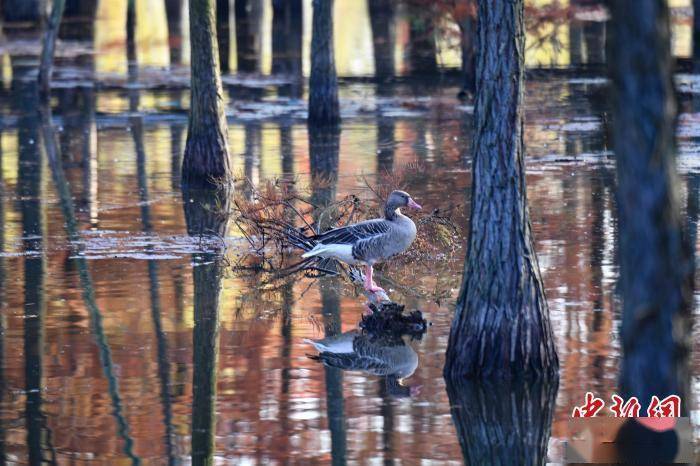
[1,70,699,463]
[0,6,700,466]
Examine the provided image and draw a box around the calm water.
[1,4,700,465]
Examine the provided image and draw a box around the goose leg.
[364,264,385,294]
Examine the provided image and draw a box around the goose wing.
[314,219,390,245]
[315,351,391,375]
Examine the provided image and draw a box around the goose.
[302,190,422,293]
[305,330,421,397]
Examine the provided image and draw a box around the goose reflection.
[306,309,426,398]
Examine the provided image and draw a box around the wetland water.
[0,4,699,462]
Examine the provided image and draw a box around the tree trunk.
[272,0,303,96]
[609,0,692,406]
[234,0,262,73]
[182,0,232,189]
[309,128,340,231]
[216,0,229,72]
[445,378,557,465]
[126,0,137,83]
[308,0,340,127]
[368,0,395,81]
[2,0,41,23]
[407,3,437,75]
[60,0,97,41]
[165,0,184,65]
[444,0,558,379]
[694,0,700,64]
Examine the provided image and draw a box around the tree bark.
[182,0,232,189]
[694,0,700,64]
[368,0,395,81]
[308,0,340,127]
[609,0,693,406]
[445,378,557,466]
[444,0,558,379]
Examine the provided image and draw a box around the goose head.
[385,190,421,219]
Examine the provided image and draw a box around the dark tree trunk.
[376,117,394,174]
[182,0,232,189]
[583,20,606,64]
[309,128,340,230]
[445,378,557,465]
[368,0,395,81]
[126,0,138,82]
[165,0,184,65]
[38,0,66,98]
[60,0,97,41]
[216,0,229,72]
[184,188,230,465]
[271,0,303,96]
[407,3,437,75]
[444,0,558,379]
[609,0,693,406]
[0,129,5,465]
[308,0,340,127]
[234,0,262,73]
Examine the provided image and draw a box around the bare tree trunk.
[60,0,97,41]
[216,0,229,72]
[694,0,700,64]
[126,0,137,83]
[165,0,184,65]
[407,2,437,75]
[309,0,339,127]
[444,0,558,379]
[272,0,303,96]
[609,0,693,406]
[38,0,66,98]
[2,0,41,23]
[182,0,232,189]
[368,0,395,81]
[234,0,262,73]
[445,378,557,465]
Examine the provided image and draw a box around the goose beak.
[407,198,422,210]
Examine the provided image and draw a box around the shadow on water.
[182,186,231,465]
[445,377,558,466]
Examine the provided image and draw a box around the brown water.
[1,7,700,465]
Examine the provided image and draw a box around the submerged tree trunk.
[368,0,395,81]
[446,378,557,465]
[444,0,558,379]
[458,6,476,98]
[308,0,340,127]
[182,0,232,189]
[407,2,437,75]
[609,0,692,406]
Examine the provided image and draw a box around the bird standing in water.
[302,190,422,293]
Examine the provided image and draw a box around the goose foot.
[366,284,386,294]
[363,264,385,294]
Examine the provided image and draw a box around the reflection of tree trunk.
[379,383,395,466]
[183,0,232,189]
[183,187,230,465]
[20,87,47,463]
[134,115,176,466]
[309,0,340,127]
[445,378,557,465]
[407,3,437,75]
[42,104,140,464]
[216,0,230,72]
[0,130,5,464]
[583,20,605,65]
[445,0,558,378]
[278,282,293,461]
[235,0,262,73]
[368,0,395,81]
[165,0,184,65]
[272,0,303,97]
[609,0,692,405]
[376,118,394,174]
